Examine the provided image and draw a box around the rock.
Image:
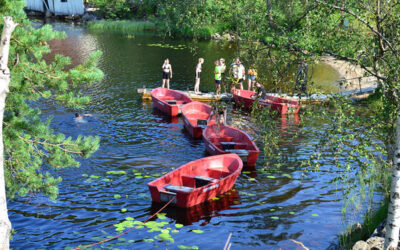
[352,240,370,250]
[222,33,232,41]
[211,33,221,40]
[366,237,384,250]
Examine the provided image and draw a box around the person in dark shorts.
[162,58,172,89]
[214,60,222,95]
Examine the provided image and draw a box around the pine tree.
[0,0,103,245]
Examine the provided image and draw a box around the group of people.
[161,57,261,95]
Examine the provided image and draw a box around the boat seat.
[225,149,249,156]
[194,175,216,187]
[164,184,193,193]
[166,100,177,105]
[220,141,236,150]
[197,119,208,126]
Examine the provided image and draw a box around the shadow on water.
[150,189,241,226]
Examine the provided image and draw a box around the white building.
[26,0,84,16]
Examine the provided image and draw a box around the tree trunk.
[384,115,400,249]
[0,16,18,250]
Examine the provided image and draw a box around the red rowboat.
[232,89,301,115]
[148,154,243,208]
[181,101,215,139]
[202,124,259,167]
[151,87,193,116]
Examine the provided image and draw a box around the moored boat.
[148,154,243,208]
[151,87,193,116]
[181,101,215,138]
[202,124,259,167]
[232,89,301,114]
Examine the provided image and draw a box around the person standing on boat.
[247,64,258,91]
[208,105,227,126]
[229,57,245,90]
[194,58,204,94]
[219,58,227,93]
[162,58,172,89]
[214,60,223,95]
[251,82,267,100]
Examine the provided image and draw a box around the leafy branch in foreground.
[1,0,104,200]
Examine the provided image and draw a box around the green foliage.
[1,0,103,200]
[87,20,156,34]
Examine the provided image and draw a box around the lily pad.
[114,194,122,199]
[82,174,88,177]
[102,178,110,182]
[248,178,256,181]
[267,176,276,179]
[178,246,199,250]
[192,229,203,234]
[175,224,183,228]
[107,171,127,175]
[143,238,154,243]
[289,211,295,215]
[90,175,101,179]
[271,216,279,220]
[312,213,319,217]
[282,174,292,178]
[121,208,127,213]
[156,213,167,220]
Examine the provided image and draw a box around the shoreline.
[319,56,378,92]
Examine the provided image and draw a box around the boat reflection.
[152,108,179,124]
[150,189,240,225]
[279,113,300,131]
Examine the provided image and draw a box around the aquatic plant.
[87,20,157,34]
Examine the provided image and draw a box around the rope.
[72,197,176,250]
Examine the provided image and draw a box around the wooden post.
[0,16,18,250]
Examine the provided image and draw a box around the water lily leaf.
[192,229,203,234]
[248,178,256,181]
[267,176,276,179]
[82,174,88,177]
[143,238,154,243]
[102,178,110,182]
[156,213,167,220]
[282,174,292,178]
[312,213,319,217]
[242,171,251,174]
[107,171,127,175]
[144,175,152,178]
[134,172,142,175]
[289,211,295,215]
[135,176,143,179]
[178,245,199,250]
[128,240,135,243]
[126,217,134,221]
[172,229,179,233]
[270,209,275,212]
[114,194,122,199]
[175,224,183,228]
[155,233,174,242]
[271,216,279,220]
[90,175,101,179]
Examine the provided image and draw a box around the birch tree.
[0,16,17,250]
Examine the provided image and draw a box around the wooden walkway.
[137,86,377,104]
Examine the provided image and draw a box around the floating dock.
[138,88,232,102]
[138,86,377,104]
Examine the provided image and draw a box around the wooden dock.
[138,86,377,104]
[138,88,232,102]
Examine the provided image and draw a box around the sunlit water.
[9,21,370,249]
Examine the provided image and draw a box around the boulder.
[352,240,370,250]
[366,237,384,250]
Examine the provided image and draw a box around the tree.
[0,0,103,245]
[0,15,18,250]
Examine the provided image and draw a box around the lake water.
[8,21,368,249]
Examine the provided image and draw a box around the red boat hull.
[202,125,259,167]
[148,154,243,208]
[151,87,193,116]
[232,89,301,115]
[181,101,215,139]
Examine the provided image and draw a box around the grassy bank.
[339,200,388,249]
[87,20,157,33]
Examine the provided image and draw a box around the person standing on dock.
[214,60,222,95]
[162,58,172,89]
[230,57,245,90]
[247,64,258,91]
[219,58,227,93]
[194,58,204,94]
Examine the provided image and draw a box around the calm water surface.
[9,21,364,249]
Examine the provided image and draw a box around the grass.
[87,20,157,34]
